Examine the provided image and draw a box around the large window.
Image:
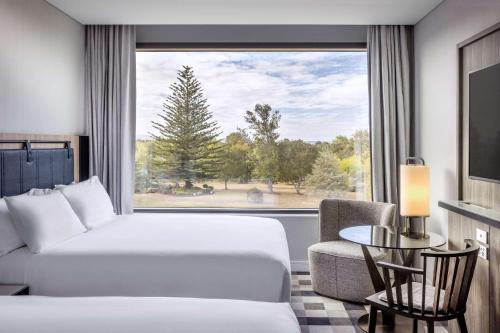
[135,49,370,209]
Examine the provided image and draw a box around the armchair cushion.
[309,241,387,261]
[378,282,445,312]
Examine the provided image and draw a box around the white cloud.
[136,51,369,141]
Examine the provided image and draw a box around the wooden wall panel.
[448,213,490,333]
[491,227,500,333]
[0,133,81,182]
[453,23,500,333]
[461,29,500,208]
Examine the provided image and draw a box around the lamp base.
[401,216,428,239]
[401,231,429,240]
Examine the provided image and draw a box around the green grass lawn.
[134,180,364,209]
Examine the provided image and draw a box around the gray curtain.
[368,25,414,207]
[85,25,136,214]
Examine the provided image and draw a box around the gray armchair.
[308,199,396,303]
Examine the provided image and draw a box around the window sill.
[134,208,318,215]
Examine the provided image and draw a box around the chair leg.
[426,321,434,333]
[381,311,395,328]
[412,318,418,333]
[457,314,468,333]
[368,306,377,333]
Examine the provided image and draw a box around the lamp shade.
[400,164,430,217]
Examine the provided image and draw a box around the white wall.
[415,0,500,238]
[0,0,85,135]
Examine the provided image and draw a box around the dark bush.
[247,187,263,203]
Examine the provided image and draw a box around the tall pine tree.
[151,66,221,188]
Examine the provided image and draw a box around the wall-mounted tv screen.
[469,62,500,183]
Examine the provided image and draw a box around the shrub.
[171,185,215,196]
[157,183,173,194]
[202,185,214,194]
[247,187,264,203]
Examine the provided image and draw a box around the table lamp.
[400,157,430,238]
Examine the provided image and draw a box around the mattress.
[0,296,300,333]
[0,246,32,284]
[0,213,291,302]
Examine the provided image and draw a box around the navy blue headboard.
[0,141,74,198]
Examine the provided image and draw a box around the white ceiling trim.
[45,0,443,25]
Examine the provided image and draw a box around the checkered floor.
[291,272,366,333]
[290,272,447,333]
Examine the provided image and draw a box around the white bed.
[0,213,291,302]
[0,296,300,333]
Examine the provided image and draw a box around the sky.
[136,51,368,142]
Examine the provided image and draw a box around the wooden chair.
[365,239,480,333]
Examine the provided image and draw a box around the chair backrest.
[379,239,480,318]
[319,199,396,242]
[422,239,480,316]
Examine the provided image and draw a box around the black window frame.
[134,42,369,215]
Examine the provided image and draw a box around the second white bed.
[0,213,291,302]
[0,296,300,333]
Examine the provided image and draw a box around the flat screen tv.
[469,62,500,183]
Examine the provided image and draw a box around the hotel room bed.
[0,213,291,302]
[0,296,300,333]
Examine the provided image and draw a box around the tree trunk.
[267,178,273,193]
[184,180,193,189]
[224,179,228,190]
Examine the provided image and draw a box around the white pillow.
[57,176,115,230]
[28,188,53,195]
[5,191,86,253]
[0,199,25,256]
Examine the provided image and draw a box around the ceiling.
[46,0,443,25]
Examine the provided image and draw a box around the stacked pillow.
[56,176,116,230]
[1,176,116,254]
[0,199,25,256]
[5,191,86,253]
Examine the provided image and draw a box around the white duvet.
[0,296,300,333]
[5,213,291,302]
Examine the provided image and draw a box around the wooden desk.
[439,200,499,333]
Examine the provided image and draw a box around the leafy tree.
[278,140,318,194]
[351,129,371,199]
[151,66,221,188]
[306,148,348,195]
[320,130,371,199]
[244,104,281,193]
[220,130,253,190]
[314,141,330,152]
[331,135,354,159]
[339,155,362,192]
[135,140,155,193]
[352,129,370,159]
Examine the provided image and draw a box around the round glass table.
[339,225,446,333]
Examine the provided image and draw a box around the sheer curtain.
[85,25,136,214]
[368,25,414,207]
